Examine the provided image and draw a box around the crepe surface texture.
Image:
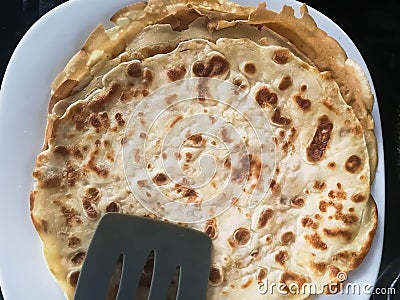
[30,0,378,299]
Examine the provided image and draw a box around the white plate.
[0,0,385,299]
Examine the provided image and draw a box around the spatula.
[74,213,212,300]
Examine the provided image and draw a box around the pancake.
[30,1,378,299]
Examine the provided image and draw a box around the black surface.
[0,0,399,299]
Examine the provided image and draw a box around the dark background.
[0,0,399,299]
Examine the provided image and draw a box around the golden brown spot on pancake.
[291,196,305,208]
[265,236,272,244]
[328,189,347,200]
[88,82,121,112]
[68,236,81,248]
[106,201,120,212]
[313,180,326,190]
[233,227,251,245]
[153,173,168,185]
[280,232,295,245]
[205,218,218,240]
[126,61,141,78]
[233,78,242,86]
[84,187,101,204]
[328,266,342,280]
[193,55,229,77]
[348,207,355,213]
[224,158,231,169]
[170,115,183,128]
[301,85,307,92]
[39,174,62,188]
[209,265,224,286]
[301,216,315,228]
[115,113,125,127]
[257,268,267,284]
[59,204,82,227]
[328,161,336,169]
[72,147,83,160]
[87,149,109,177]
[54,145,69,156]
[272,48,290,64]
[257,208,274,229]
[244,62,256,74]
[241,278,253,289]
[351,193,366,203]
[294,95,311,111]
[271,107,292,126]
[319,201,328,212]
[311,261,327,274]
[267,179,277,193]
[68,270,80,287]
[323,228,352,241]
[345,155,362,173]
[305,233,327,250]
[167,65,186,81]
[334,212,359,224]
[82,199,99,219]
[255,86,278,107]
[142,69,153,86]
[306,115,333,163]
[280,271,308,294]
[278,75,293,90]
[70,251,86,265]
[185,152,193,162]
[187,133,204,146]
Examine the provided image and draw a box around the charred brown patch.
[115,113,125,127]
[275,250,289,266]
[54,145,70,156]
[345,155,362,173]
[205,218,218,240]
[209,265,224,286]
[233,227,251,245]
[153,173,168,186]
[126,61,142,78]
[271,107,292,126]
[278,75,293,90]
[255,86,278,107]
[313,180,326,190]
[305,233,327,250]
[306,115,333,163]
[323,228,352,241]
[167,65,186,81]
[351,193,366,203]
[280,232,295,245]
[68,236,81,248]
[88,82,121,112]
[291,196,305,208]
[106,201,120,212]
[170,115,183,128]
[257,208,274,229]
[294,95,311,111]
[193,55,229,77]
[244,62,256,75]
[272,48,290,64]
[68,270,80,287]
[70,251,86,265]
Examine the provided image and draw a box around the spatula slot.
[166,266,181,300]
[134,250,155,300]
[106,254,124,300]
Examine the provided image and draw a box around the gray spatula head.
[74,213,212,300]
